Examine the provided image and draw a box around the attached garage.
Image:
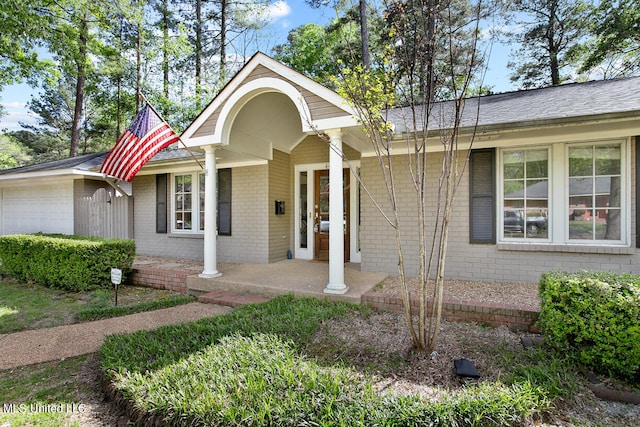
[1,180,74,235]
[0,152,125,238]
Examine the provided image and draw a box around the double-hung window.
[568,144,622,241]
[174,174,197,231]
[172,169,232,235]
[502,148,549,240]
[495,140,627,246]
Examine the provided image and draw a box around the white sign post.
[111,268,122,306]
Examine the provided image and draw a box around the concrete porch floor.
[186,260,388,304]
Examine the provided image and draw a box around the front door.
[314,169,350,261]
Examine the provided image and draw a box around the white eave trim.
[0,168,104,182]
[257,56,358,116]
[359,113,640,157]
[312,115,361,132]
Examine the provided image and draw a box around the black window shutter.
[469,149,495,243]
[217,169,232,236]
[156,174,168,234]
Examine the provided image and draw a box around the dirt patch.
[307,310,640,426]
[111,286,187,306]
[376,277,541,309]
[67,354,129,427]
[308,311,527,393]
[78,309,639,426]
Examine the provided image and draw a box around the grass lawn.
[2,282,637,426]
[0,280,83,334]
[99,296,573,426]
[0,278,194,334]
[0,355,87,427]
[0,354,123,427]
[0,278,192,426]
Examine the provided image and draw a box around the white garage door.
[1,183,74,235]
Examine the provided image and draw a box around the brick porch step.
[197,290,270,307]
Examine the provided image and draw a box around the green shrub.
[113,332,546,426]
[538,271,640,379]
[102,297,548,426]
[0,234,135,291]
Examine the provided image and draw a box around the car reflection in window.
[504,210,547,236]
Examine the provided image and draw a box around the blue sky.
[0,0,513,132]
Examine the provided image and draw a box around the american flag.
[100,103,180,182]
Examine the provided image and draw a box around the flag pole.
[139,92,204,170]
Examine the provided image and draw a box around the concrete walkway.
[0,302,231,370]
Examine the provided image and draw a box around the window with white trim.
[568,144,622,241]
[171,170,231,235]
[199,172,205,231]
[502,148,549,240]
[498,141,627,245]
[174,174,195,231]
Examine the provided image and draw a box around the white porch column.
[200,146,222,278]
[324,129,348,294]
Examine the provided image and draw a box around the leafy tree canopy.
[0,0,56,89]
[0,133,31,169]
[573,0,640,78]
[503,0,592,88]
[273,23,346,89]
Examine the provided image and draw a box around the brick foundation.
[362,290,540,333]
[129,267,190,294]
[129,266,540,332]
[197,290,269,307]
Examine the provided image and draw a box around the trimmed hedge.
[0,234,135,291]
[74,295,195,322]
[538,271,640,380]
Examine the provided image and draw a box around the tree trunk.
[70,10,88,158]
[116,76,122,135]
[548,0,560,85]
[162,0,170,116]
[220,0,227,82]
[116,17,123,136]
[359,0,370,68]
[195,0,202,110]
[418,0,438,350]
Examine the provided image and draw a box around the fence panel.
[76,188,131,239]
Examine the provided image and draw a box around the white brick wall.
[360,151,640,283]
[221,165,269,263]
[133,167,270,263]
[131,139,640,282]
[268,150,291,262]
[132,175,204,259]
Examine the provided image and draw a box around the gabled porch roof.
[180,52,366,163]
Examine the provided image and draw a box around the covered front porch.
[132,256,387,304]
[180,53,370,295]
[187,260,387,304]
